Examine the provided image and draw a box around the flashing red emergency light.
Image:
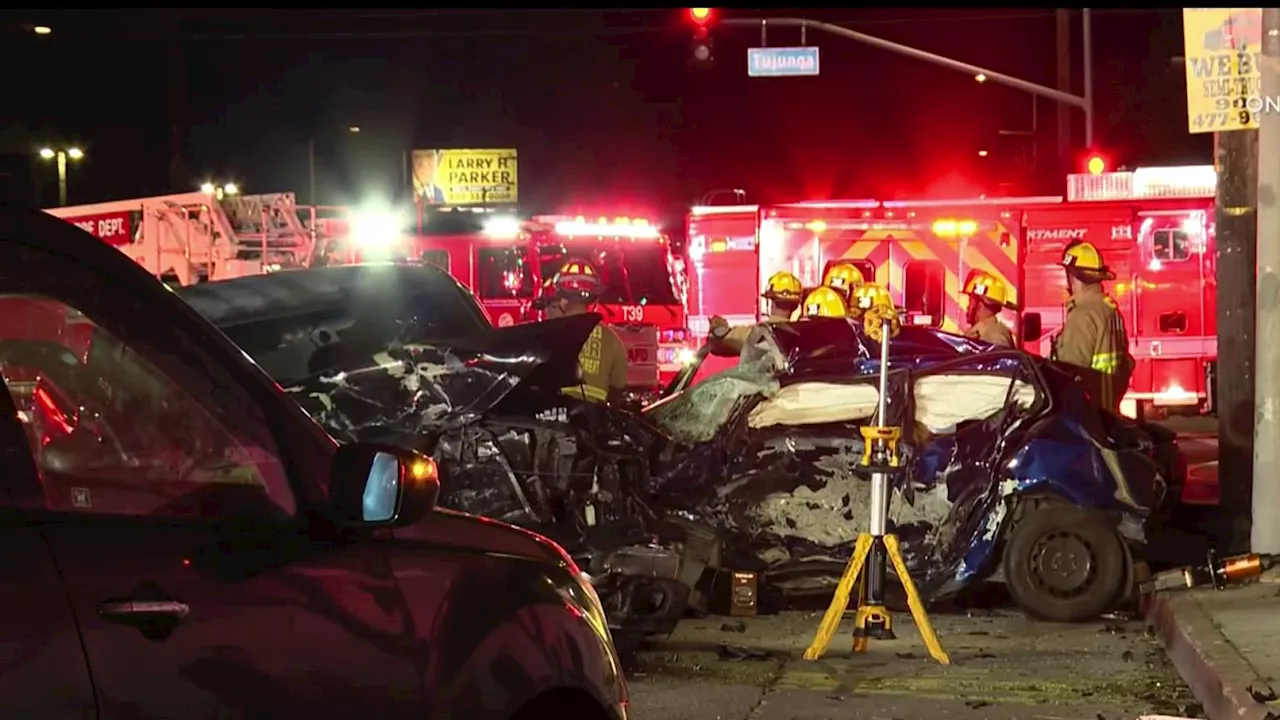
[554,216,661,239]
[1086,154,1107,175]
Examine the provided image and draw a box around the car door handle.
[98,600,190,620]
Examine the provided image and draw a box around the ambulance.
[685,164,1219,417]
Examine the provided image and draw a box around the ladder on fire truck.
[46,191,324,285]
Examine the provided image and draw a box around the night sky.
[1,8,1209,226]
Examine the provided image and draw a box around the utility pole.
[1216,116,1260,553]
[308,138,317,208]
[1252,7,1280,555]
[1055,9,1072,180]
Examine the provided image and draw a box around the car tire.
[1002,503,1126,622]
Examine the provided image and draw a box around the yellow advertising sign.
[411,148,518,205]
[1182,8,1262,134]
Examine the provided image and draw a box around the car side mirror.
[328,443,439,528]
[1022,312,1043,343]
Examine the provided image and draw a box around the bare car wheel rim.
[1027,530,1097,598]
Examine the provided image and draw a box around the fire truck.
[408,214,692,389]
[685,164,1218,418]
[43,191,322,284]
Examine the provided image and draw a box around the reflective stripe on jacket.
[1051,284,1134,411]
[561,323,628,403]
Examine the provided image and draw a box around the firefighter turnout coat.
[1052,283,1134,411]
[965,316,1016,347]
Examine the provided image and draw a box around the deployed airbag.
[747,382,879,429]
[914,374,1036,433]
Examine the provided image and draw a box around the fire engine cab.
[686,164,1219,418]
[401,214,692,390]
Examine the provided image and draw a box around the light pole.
[39,147,84,207]
[308,125,362,207]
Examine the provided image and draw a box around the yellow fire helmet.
[801,286,848,318]
[762,270,804,302]
[822,261,864,296]
[851,283,894,314]
[962,269,1018,309]
[1061,241,1115,280]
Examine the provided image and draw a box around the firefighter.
[1053,241,1135,411]
[546,260,629,405]
[822,261,864,304]
[708,270,804,354]
[961,270,1017,347]
[850,283,894,318]
[801,286,849,318]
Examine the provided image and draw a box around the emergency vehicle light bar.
[881,196,1062,208]
[690,204,759,215]
[932,218,978,237]
[483,216,522,237]
[1067,165,1216,202]
[781,199,880,209]
[554,216,661,239]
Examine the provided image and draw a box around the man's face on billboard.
[414,152,438,185]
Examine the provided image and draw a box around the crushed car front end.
[642,320,1182,621]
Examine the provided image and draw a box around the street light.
[39,147,84,207]
[200,181,240,199]
[33,25,51,35]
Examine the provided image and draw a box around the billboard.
[411,148,518,206]
[1182,8,1262,134]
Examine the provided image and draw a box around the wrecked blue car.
[647,317,1184,622]
[177,266,1184,627]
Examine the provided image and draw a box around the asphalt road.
[626,419,1217,719]
[627,610,1202,719]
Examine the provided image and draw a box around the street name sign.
[747,46,820,77]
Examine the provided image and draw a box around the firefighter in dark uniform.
[961,269,1017,347]
[708,270,804,354]
[1053,241,1135,412]
[544,260,629,405]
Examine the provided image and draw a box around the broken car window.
[648,353,779,444]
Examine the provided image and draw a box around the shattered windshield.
[540,240,678,305]
[648,354,779,444]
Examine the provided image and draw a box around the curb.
[1146,590,1275,720]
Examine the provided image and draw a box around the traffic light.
[689,7,713,23]
[1085,152,1107,175]
[688,8,716,69]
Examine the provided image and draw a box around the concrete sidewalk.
[1148,580,1280,720]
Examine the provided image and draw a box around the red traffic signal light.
[688,8,713,24]
[1086,154,1107,175]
